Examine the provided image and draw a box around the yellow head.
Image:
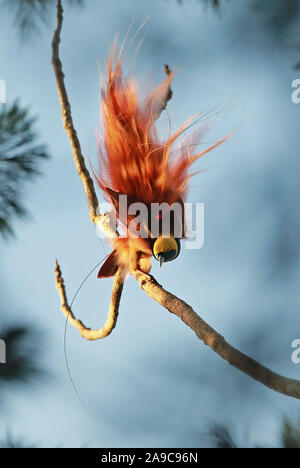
[152,236,181,267]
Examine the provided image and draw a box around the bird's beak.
[159,255,164,268]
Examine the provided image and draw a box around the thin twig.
[150,64,173,121]
[55,261,124,340]
[52,0,122,338]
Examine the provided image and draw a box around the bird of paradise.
[94,48,232,279]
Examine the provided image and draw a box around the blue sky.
[0,0,300,447]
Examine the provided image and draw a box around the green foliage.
[208,424,238,448]
[0,324,45,384]
[0,101,49,237]
[280,417,300,448]
[209,416,300,448]
[203,0,222,8]
[176,0,222,7]
[0,432,36,448]
[252,0,300,34]
[175,0,300,67]
[0,0,84,39]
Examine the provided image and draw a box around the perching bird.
[95,49,231,278]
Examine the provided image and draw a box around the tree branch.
[55,261,125,340]
[51,0,115,235]
[51,1,300,401]
[150,64,173,121]
[131,270,300,400]
[52,0,122,338]
[51,0,174,340]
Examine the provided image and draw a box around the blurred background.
[0,0,300,448]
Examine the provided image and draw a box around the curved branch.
[51,0,97,221]
[55,261,125,340]
[131,270,300,400]
[51,0,172,234]
[51,0,115,235]
[51,0,174,340]
[50,1,300,402]
[51,0,123,338]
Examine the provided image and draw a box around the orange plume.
[95,52,221,205]
[95,49,232,277]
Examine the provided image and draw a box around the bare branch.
[51,0,96,221]
[55,261,125,340]
[131,270,300,400]
[150,64,173,121]
[51,0,115,236]
[51,1,300,401]
[51,0,123,339]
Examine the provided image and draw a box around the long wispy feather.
[95,50,231,206]
[94,48,233,276]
